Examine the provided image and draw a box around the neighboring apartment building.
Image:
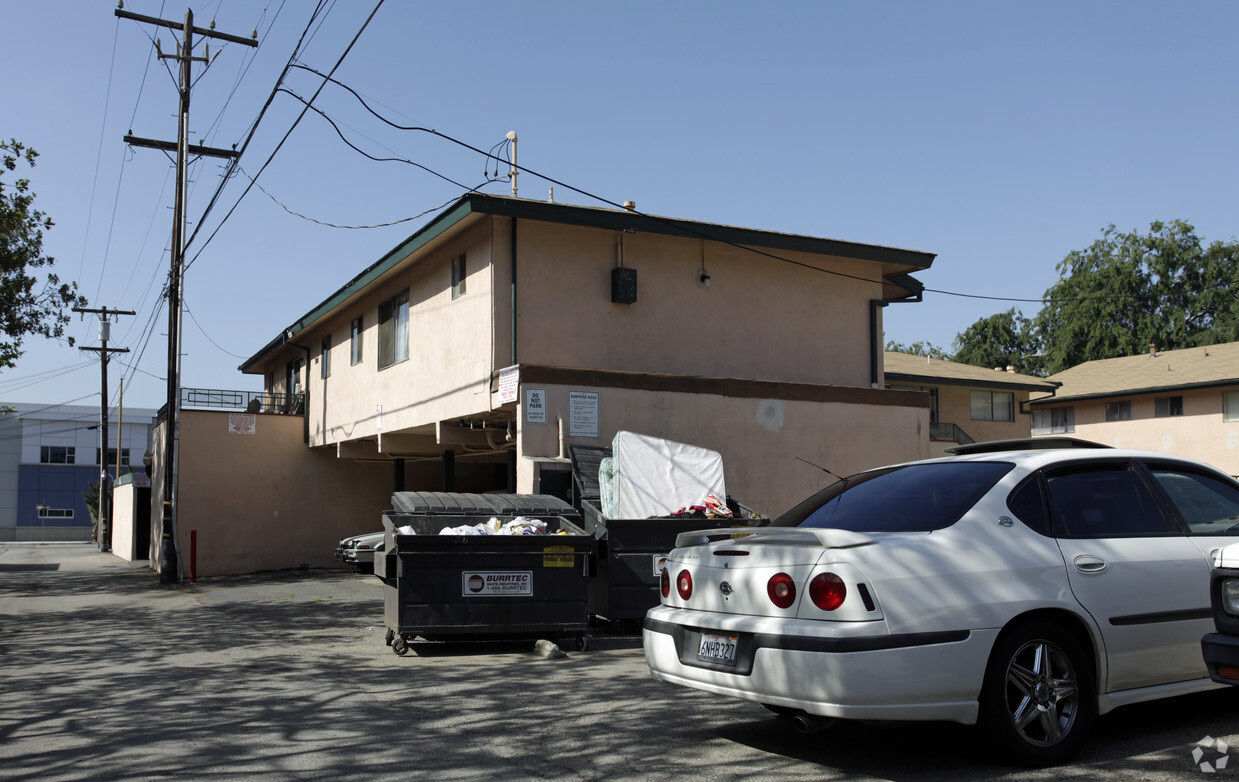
[225,194,938,528]
[0,403,157,541]
[1028,342,1239,476]
[883,351,1060,456]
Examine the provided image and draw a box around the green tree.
[951,308,1044,375]
[1033,220,1239,375]
[884,340,950,360]
[1,139,86,368]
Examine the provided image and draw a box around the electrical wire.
[238,166,482,229]
[77,14,123,322]
[183,0,387,273]
[183,296,249,359]
[299,65,1114,306]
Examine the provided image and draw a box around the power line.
[182,0,387,273]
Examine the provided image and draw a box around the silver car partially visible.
[334,531,385,572]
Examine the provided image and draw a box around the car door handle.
[1073,555,1107,574]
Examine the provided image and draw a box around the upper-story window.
[1105,401,1132,421]
[971,390,1014,422]
[451,254,466,300]
[1032,407,1075,434]
[321,334,332,379]
[350,316,363,366]
[1155,396,1184,418]
[378,289,410,369]
[40,446,75,464]
[1223,391,1239,423]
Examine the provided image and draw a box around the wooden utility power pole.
[117,6,256,583]
[75,306,135,553]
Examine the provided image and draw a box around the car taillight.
[660,568,670,598]
[809,573,847,611]
[767,573,797,609]
[677,569,693,600]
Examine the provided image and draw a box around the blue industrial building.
[1,403,157,542]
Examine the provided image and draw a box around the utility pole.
[117,5,256,583]
[75,306,135,553]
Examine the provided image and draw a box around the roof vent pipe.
[623,201,636,211]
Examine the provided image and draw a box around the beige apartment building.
[883,352,1060,455]
[1029,342,1239,476]
[147,194,944,576]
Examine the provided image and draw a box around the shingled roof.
[883,351,1058,392]
[1029,341,1239,405]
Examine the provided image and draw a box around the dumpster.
[570,436,767,630]
[377,492,595,655]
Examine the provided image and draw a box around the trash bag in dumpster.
[376,492,595,656]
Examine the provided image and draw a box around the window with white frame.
[1032,407,1075,434]
[971,390,1014,422]
[37,507,74,519]
[378,289,410,369]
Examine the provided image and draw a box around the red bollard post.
[190,530,197,583]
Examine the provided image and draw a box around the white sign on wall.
[525,388,547,424]
[228,413,256,435]
[569,391,599,438]
[498,365,520,404]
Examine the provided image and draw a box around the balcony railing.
[930,422,975,445]
[178,387,304,415]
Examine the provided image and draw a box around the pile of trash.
[667,494,734,519]
[396,516,565,536]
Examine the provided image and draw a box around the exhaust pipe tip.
[791,713,837,734]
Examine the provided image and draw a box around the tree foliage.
[0,139,86,369]
[950,221,1239,376]
[951,309,1043,375]
[1033,220,1239,373]
[884,340,950,360]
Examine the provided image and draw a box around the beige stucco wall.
[1037,387,1239,477]
[250,214,893,455]
[512,221,881,388]
[935,384,1035,444]
[516,382,929,519]
[152,410,398,577]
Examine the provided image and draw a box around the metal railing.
[930,422,975,445]
[178,387,304,415]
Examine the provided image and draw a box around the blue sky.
[3,1,1237,410]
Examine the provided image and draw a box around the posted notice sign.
[462,571,532,597]
[228,413,256,435]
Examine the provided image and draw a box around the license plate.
[697,632,738,665]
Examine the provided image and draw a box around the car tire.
[979,618,1095,767]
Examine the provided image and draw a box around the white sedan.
[643,443,1239,766]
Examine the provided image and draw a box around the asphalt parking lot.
[4,542,1239,781]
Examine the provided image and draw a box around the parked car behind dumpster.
[334,531,385,572]
[644,442,1239,766]
[1202,542,1239,684]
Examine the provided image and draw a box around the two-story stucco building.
[1029,342,1239,476]
[150,193,943,576]
[883,352,1060,455]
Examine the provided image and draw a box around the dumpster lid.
[389,491,579,519]
[569,445,612,503]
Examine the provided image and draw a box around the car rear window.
[787,462,1014,532]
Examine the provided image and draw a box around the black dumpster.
[377,492,595,655]
[569,446,767,630]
